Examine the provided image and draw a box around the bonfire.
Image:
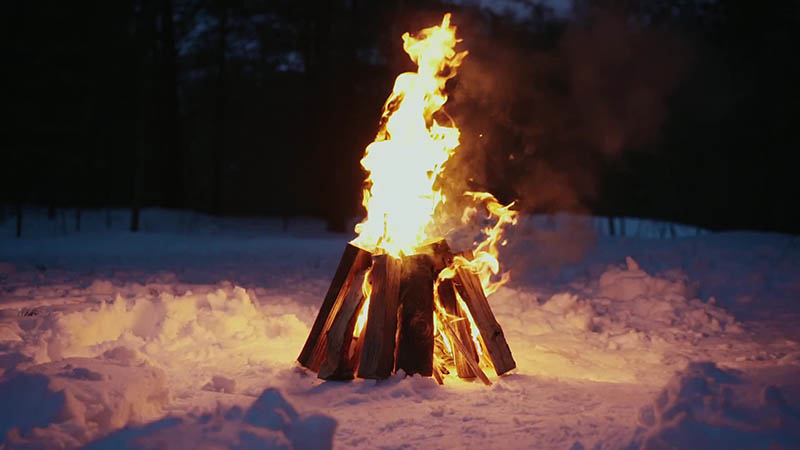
[298,14,517,385]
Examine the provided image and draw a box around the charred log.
[318,270,368,380]
[298,243,371,371]
[357,254,402,379]
[437,279,479,379]
[453,264,516,376]
[395,255,435,376]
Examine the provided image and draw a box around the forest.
[5,0,799,234]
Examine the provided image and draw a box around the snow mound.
[630,362,800,449]
[493,257,741,383]
[589,257,740,337]
[0,357,169,448]
[19,286,308,385]
[84,387,336,450]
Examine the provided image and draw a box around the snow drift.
[1,210,798,448]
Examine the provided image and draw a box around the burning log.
[453,252,516,376]
[318,269,368,380]
[297,240,515,384]
[437,310,492,386]
[357,255,401,379]
[298,244,371,372]
[420,239,453,271]
[296,16,516,385]
[437,279,479,379]
[396,255,436,376]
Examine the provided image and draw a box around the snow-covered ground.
[1,208,799,449]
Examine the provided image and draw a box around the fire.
[353,268,373,337]
[443,192,519,295]
[347,14,517,380]
[434,192,518,372]
[350,13,467,257]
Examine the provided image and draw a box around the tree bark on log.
[437,279,478,379]
[454,267,516,376]
[419,239,452,271]
[396,255,435,376]
[318,270,368,380]
[357,254,401,379]
[438,314,492,385]
[298,244,371,371]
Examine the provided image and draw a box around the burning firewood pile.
[298,240,515,384]
[297,15,517,385]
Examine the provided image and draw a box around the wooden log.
[439,316,492,386]
[454,266,516,376]
[349,326,366,370]
[395,255,435,376]
[437,279,479,379]
[298,243,371,371]
[418,239,453,272]
[318,270,368,380]
[432,365,444,385]
[357,255,402,379]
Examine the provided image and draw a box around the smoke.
[560,9,686,156]
[434,6,687,268]
[442,6,686,208]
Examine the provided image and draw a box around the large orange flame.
[351,13,467,257]
[441,192,519,295]
[434,192,518,370]
[349,14,518,378]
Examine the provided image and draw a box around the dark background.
[4,0,799,235]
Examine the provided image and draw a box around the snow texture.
[1,208,799,449]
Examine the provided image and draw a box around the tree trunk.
[131,0,156,232]
[131,116,146,233]
[16,203,22,238]
[130,206,141,232]
[211,5,228,215]
[159,0,183,208]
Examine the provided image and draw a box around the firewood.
[357,254,402,379]
[396,254,435,376]
[318,270,368,380]
[437,279,479,379]
[418,239,453,271]
[454,265,516,376]
[432,365,444,385]
[348,319,367,370]
[438,316,492,385]
[298,244,372,371]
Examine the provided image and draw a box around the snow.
[1,208,799,449]
[632,362,800,449]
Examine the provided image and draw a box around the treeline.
[4,0,799,234]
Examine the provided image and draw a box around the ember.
[298,14,517,384]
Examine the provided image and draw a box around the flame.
[353,268,373,338]
[434,192,517,372]
[351,13,467,257]
[346,14,518,379]
[437,193,517,295]
[458,192,518,295]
